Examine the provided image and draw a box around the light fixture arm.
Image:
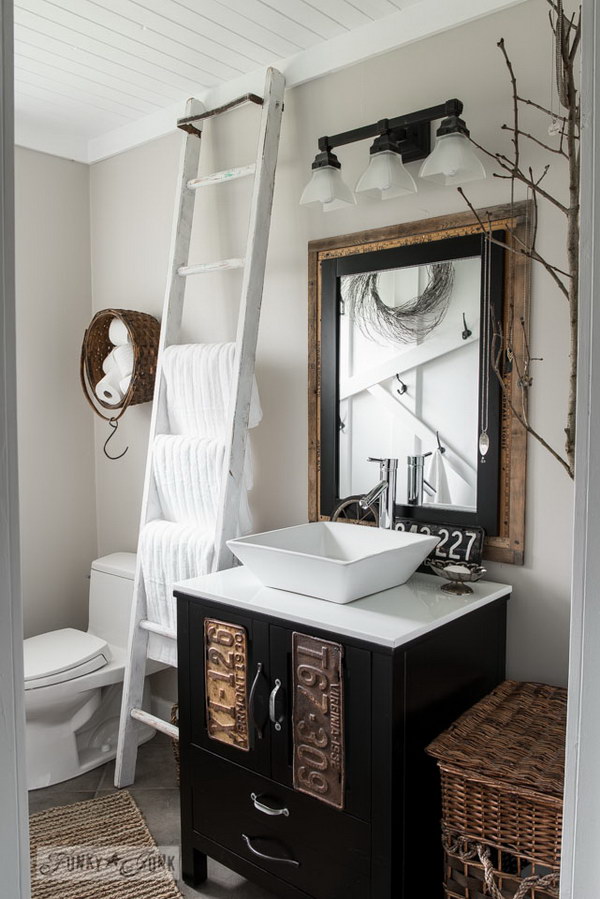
[316,98,464,163]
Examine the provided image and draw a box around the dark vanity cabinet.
[176,573,508,899]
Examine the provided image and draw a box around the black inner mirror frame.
[308,203,532,565]
[319,231,505,536]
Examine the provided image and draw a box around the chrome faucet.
[407,453,434,506]
[359,457,398,529]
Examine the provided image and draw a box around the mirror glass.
[338,256,481,511]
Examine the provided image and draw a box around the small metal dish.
[427,559,487,595]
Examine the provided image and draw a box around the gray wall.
[15,147,97,637]
[60,0,569,688]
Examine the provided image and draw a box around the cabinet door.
[269,624,372,822]
[187,601,271,776]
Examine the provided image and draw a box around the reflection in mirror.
[338,257,481,512]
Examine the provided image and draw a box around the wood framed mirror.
[308,202,531,564]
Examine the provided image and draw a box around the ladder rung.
[131,708,179,740]
[178,258,245,276]
[140,619,177,640]
[188,164,256,190]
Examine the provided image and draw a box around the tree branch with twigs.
[460,0,580,478]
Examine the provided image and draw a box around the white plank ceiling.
[13,0,528,163]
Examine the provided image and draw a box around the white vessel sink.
[227,522,439,604]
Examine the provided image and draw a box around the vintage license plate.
[395,520,485,564]
[292,632,345,810]
[204,619,249,752]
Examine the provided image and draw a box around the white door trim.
[560,0,600,895]
[0,0,30,896]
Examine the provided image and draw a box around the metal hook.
[462,312,472,340]
[103,418,128,461]
[436,431,446,454]
[395,374,408,395]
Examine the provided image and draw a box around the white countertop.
[175,567,512,649]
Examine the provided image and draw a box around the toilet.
[24,552,157,790]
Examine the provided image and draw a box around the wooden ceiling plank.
[15,84,129,129]
[258,0,346,39]
[48,0,262,75]
[15,55,156,114]
[348,0,401,16]
[15,69,138,119]
[131,0,289,65]
[16,0,237,83]
[304,0,372,29]
[14,37,182,106]
[147,0,301,57]
[210,0,320,48]
[14,26,187,98]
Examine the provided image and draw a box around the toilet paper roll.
[108,318,130,347]
[119,374,132,396]
[113,343,134,378]
[95,370,123,406]
[102,348,120,375]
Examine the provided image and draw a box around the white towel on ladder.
[162,343,262,437]
[140,519,216,666]
[161,342,261,490]
[152,433,252,535]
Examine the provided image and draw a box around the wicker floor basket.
[427,681,567,899]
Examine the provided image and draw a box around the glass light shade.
[355,150,417,199]
[299,165,355,211]
[418,132,486,186]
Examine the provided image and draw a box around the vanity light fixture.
[355,131,417,199]
[300,99,485,210]
[299,147,355,211]
[418,113,487,185]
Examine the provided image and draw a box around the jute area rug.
[30,790,182,898]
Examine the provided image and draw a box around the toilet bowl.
[24,552,158,790]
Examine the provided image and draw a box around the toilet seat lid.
[24,628,111,686]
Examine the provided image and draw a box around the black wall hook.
[103,418,129,460]
[462,312,472,340]
[395,374,408,395]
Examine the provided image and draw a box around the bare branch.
[516,95,568,121]
[502,124,568,156]
[456,188,571,299]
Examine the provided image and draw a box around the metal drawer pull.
[269,678,283,731]
[250,792,289,817]
[241,834,299,867]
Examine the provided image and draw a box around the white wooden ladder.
[114,67,285,789]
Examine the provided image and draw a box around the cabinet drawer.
[190,747,371,899]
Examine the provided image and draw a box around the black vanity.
[176,567,510,899]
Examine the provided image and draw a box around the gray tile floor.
[29,734,277,899]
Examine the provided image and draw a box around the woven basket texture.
[171,703,180,784]
[443,847,558,899]
[80,308,160,421]
[427,681,567,869]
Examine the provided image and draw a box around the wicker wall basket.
[80,308,161,422]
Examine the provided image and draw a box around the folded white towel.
[152,435,224,529]
[140,519,216,666]
[152,434,252,534]
[161,343,262,438]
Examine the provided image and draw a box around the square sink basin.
[227,522,440,604]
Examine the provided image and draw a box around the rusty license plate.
[292,632,345,809]
[204,618,250,751]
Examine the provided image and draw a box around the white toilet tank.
[88,553,136,648]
